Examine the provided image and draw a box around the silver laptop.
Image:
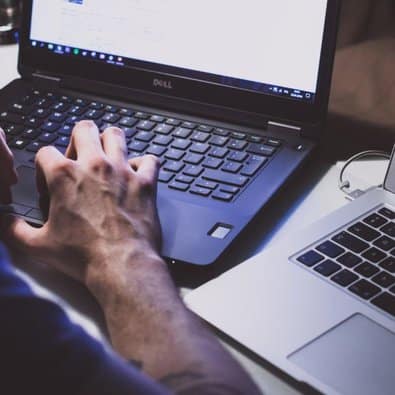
[186,147,395,395]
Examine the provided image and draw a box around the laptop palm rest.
[12,166,39,208]
[288,314,395,395]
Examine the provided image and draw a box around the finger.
[128,155,160,183]
[67,121,104,162]
[101,127,128,167]
[35,146,72,196]
[0,129,18,204]
[0,215,44,254]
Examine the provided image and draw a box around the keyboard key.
[39,132,57,144]
[49,112,68,123]
[203,157,223,169]
[381,222,395,238]
[371,293,395,317]
[150,115,165,123]
[247,135,263,143]
[105,105,119,113]
[195,180,217,190]
[121,127,136,139]
[175,175,194,184]
[316,241,345,258]
[9,103,33,115]
[210,136,229,147]
[203,170,248,187]
[228,151,248,163]
[169,181,189,191]
[197,125,213,133]
[65,116,81,125]
[213,128,230,137]
[22,128,41,140]
[349,279,381,300]
[228,139,247,151]
[69,105,85,116]
[190,143,210,154]
[153,135,173,146]
[55,136,70,147]
[297,250,324,267]
[184,153,204,165]
[172,138,191,150]
[241,156,267,177]
[74,98,88,107]
[137,120,155,131]
[135,131,155,142]
[231,131,246,140]
[379,207,395,220]
[0,111,25,124]
[173,127,192,138]
[247,143,275,156]
[165,148,185,161]
[332,232,369,253]
[183,165,203,178]
[222,161,242,174]
[32,108,51,118]
[155,124,174,135]
[209,147,229,159]
[26,141,44,153]
[164,161,184,173]
[128,141,148,152]
[118,108,134,117]
[212,191,233,202]
[220,185,239,195]
[371,272,395,288]
[181,121,196,129]
[348,222,380,242]
[3,125,24,136]
[166,118,181,126]
[42,121,60,133]
[362,247,387,263]
[120,117,138,127]
[190,186,211,197]
[191,131,210,143]
[373,236,395,251]
[85,109,104,120]
[102,113,121,123]
[146,145,166,157]
[158,170,174,183]
[25,117,43,128]
[89,102,104,110]
[337,252,362,268]
[314,260,341,277]
[58,124,73,136]
[380,257,395,273]
[9,138,29,149]
[266,138,282,147]
[331,270,359,287]
[363,213,388,228]
[354,262,380,278]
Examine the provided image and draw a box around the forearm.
[88,253,260,395]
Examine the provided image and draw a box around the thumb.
[0,215,44,254]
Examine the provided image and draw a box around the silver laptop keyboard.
[295,206,395,318]
[0,90,283,203]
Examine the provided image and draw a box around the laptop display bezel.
[18,0,340,126]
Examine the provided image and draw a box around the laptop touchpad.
[288,314,395,395]
[12,166,38,208]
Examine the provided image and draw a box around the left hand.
[0,128,18,204]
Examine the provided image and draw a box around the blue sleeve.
[0,244,169,395]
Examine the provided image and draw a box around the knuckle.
[87,155,113,174]
[139,176,155,193]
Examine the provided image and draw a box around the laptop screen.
[28,0,328,104]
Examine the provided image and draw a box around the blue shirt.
[0,244,168,395]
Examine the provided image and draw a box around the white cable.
[338,150,391,200]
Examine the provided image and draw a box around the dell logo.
[153,78,173,90]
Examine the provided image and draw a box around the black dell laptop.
[0,0,340,266]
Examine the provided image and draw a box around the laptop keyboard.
[296,207,395,318]
[0,90,283,203]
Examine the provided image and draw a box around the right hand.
[0,121,164,297]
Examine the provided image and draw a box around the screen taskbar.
[30,40,316,103]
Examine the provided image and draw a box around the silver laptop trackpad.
[288,314,395,395]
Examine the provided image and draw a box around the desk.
[0,44,390,395]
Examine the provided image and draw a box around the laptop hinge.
[268,121,302,135]
[32,73,61,91]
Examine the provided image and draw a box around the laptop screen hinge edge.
[268,121,302,135]
[31,72,62,90]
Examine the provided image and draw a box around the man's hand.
[1,121,163,302]
[0,128,18,204]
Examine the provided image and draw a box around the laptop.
[186,147,395,394]
[0,0,340,266]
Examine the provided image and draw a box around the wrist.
[85,242,172,310]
